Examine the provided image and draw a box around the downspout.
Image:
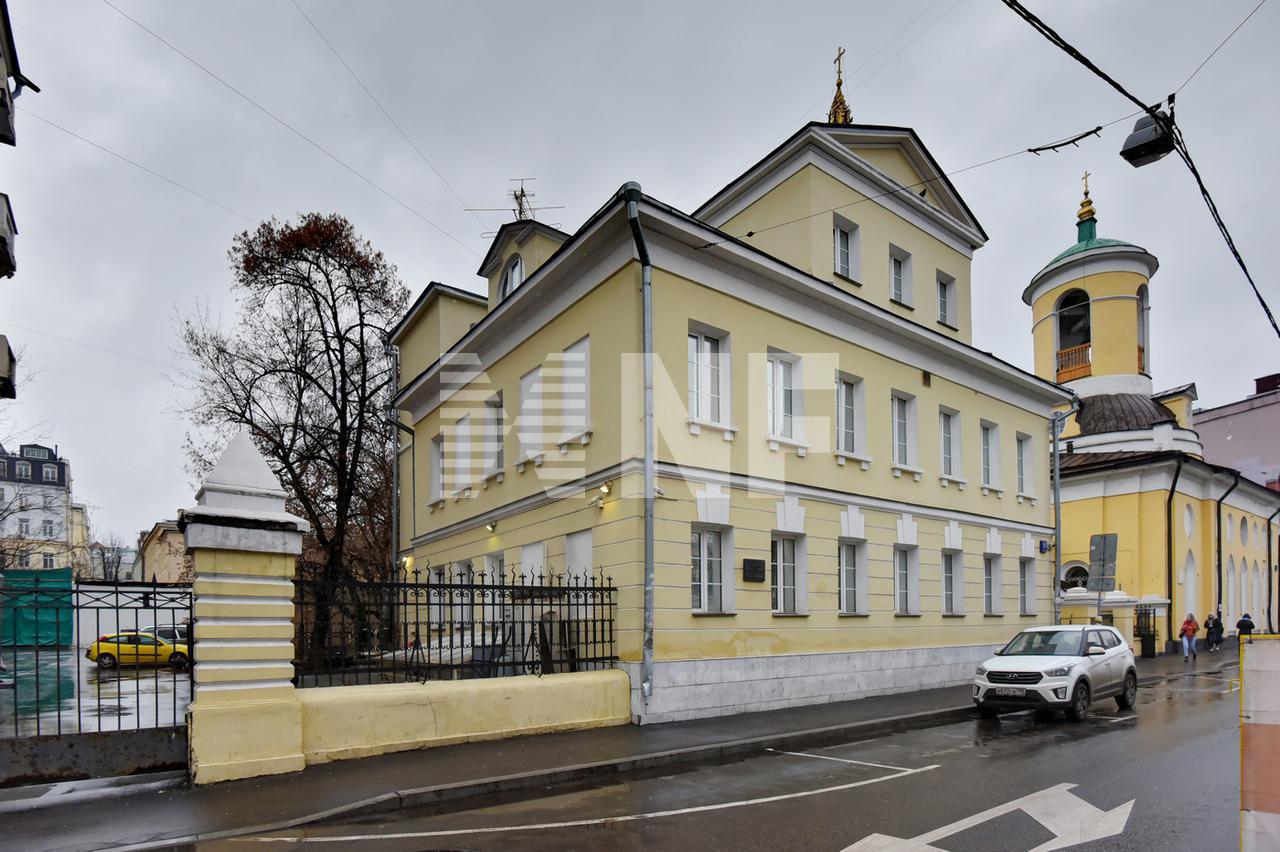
[1164,455,1184,651]
[621,182,656,703]
[385,341,403,582]
[1267,506,1279,633]
[1050,396,1080,626]
[1215,470,1240,629]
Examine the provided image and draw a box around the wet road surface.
[217,664,1240,851]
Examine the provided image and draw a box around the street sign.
[1089,533,1118,566]
[1086,577,1117,593]
[1090,561,1116,578]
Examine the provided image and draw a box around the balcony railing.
[1056,343,1092,382]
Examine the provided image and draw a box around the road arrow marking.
[843,783,1133,851]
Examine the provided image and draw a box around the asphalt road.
[213,664,1241,851]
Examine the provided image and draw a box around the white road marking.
[767,749,912,772]
[844,782,1134,851]
[1102,715,1136,723]
[240,763,941,843]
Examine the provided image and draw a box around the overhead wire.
[1175,0,1268,94]
[999,0,1279,341]
[18,107,254,223]
[99,0,479,256]
[846,0,964,94]
[288,0,488,230]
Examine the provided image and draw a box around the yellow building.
[392,87,1073,722]
[134,520,191,584]
[1025,187,1279,650]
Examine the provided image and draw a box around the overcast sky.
[2,1,1276,541]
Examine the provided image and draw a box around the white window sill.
[691,610,737,617]
[426,497,446,513]
[981,484,1004,497]
[838,611,870,618]
[891,463,923,482]
[1016,493,1038,506]
[515,451,545,473]
[771,611,810,617]
[835,450,872,471]
[767,435,810,457]
[451,484,474,501]
[557,429,593,454]
[939,474,967,490]
[687,418,737,441]
[481,469,505,488]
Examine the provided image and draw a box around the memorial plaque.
[742,558,767,583]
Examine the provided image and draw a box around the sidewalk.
[12,652,1232,852]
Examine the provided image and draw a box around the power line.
[999,0,1280,342]
[19,107,254,222]
[844,0,949,86]
[99,0,479,257]
[1175,0,1268,94]
[848,0,964,94]
[288,0,488,230]
[0,321,173,370]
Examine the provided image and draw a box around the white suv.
[973,624,1137,722]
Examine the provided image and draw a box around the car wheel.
[1116,671,1137,709]
[97,653,117,670]
[1066,682,1090,722]
[169,652,188,671]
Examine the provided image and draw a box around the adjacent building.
[0,443,85,574]
[392,78,1070,722]
[1026,189,1280,646]
[131,520,190,584]
[1195,374,1280,489]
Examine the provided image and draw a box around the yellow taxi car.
[86,631,190,670]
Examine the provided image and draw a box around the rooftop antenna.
[465,177,564,228]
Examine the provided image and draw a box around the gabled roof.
[693,122,988,246]
[476,219,571,278]
[0,1,37,93]
[388,281,485,345]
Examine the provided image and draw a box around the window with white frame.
[520,540,546,581]
[23,446,48,459]
[42,464,56,482]
[766,352,800,440]
[840,540,867,614]
[42,553,55,570]
[687,326,727,424]
[771,535,799,613]
[984,554,1003,614]
[895,547,919,615]
[500,255,524,297]
[518,366,543,458]
[1019,558,1034,614]
[15,461,29,480]
[1016,433,1031,494]
[429,433,444,502]
[889,245,912,305]
[691,527,724,612]
[0,460,5,475]
[17,517,29,536]
[936,271,956,326]
[486,393,504,474]
[891,392,917,468]
[942,551,962,614]
[836,375,864,455]
[980,421,1000,488]
[565,528,593,575]
[833,218,859,280]
[939,408,962,478]
[17,553,28,568]
[561,336,590,438]
[41,519,53,537]
[453,414,471,490]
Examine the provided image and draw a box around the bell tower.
[1022,177,1159,397]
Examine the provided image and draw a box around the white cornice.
[1023,246,1158,306]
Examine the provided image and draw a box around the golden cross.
[834,46,845,80]
[1082,170,1091,196]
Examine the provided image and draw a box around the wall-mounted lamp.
[588,494,605,509]
[485,521,497,533]
[599,482,612,495]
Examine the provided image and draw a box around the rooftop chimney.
[1255,374,1280,395]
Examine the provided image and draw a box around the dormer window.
[500,255,524,298]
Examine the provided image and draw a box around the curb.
[114,703,977,850]
[0,771,185,815]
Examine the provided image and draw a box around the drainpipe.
[1267,506,1279,633]
[1050,396,1080,625]
[1164,455,1184,651]
[1215,471,1240,630]
[622,182,656,703]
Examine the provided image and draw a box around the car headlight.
[1044,665,1074,678]
[975,665,988,677]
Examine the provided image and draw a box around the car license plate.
[993,687,1025,697]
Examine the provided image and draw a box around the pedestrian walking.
[1204,613,1222,652]
[1237,613,1256,645]
[1178,612,1199,661]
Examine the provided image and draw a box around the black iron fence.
[294,569,617,687]
[0,576,192,738]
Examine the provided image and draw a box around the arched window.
[1056,289,1091,350]
[1061,562,1089,591]
[500,255,524,298]
[1136,284,1149,373]
[1183,549,1197,619]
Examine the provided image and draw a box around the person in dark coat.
[1237,613,1256,645]
[1204,613,1223,652]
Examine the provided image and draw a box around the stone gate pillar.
[181,432,309,785]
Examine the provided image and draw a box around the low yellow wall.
[297,669,631,765]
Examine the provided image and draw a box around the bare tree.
[87,532,129,582]
[180,213,407,656]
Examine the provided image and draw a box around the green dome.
[1037,212,1140,275]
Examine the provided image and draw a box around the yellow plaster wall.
[297,670,630,764]
[720,164,973,342]
[1030,269,1148,382]
[397,293,487,385]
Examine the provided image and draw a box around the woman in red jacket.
[1179,613,1199,661]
